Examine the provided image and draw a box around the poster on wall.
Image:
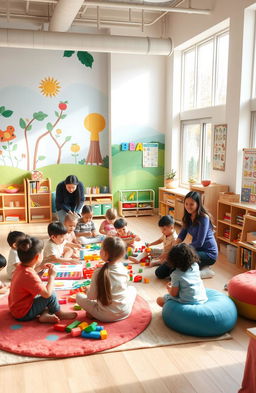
[143,143,158,168]
[213,124,227,171]
[241,148,256,203]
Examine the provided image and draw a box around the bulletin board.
[143,143,158,168]
[241,148,256,203]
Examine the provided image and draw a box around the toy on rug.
[54,320,108,339]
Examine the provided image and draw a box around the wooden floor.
[0,216,254,393]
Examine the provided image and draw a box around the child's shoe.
[200,267,215,279]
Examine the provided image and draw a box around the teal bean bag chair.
[162,288,237,337]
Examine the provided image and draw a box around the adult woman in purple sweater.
[155,191,217,279]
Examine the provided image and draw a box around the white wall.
[166,0,256,192]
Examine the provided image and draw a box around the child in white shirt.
[76,237,137,322]
[64,213,82,258]
[43,222,79,264]
[6,231,26,279]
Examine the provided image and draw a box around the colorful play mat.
[0,293,152,358]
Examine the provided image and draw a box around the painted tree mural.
[84,113,105,165]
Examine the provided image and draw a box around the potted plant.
[165,170,177,189]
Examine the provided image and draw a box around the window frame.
[180,118,212,187]
[181,29,229,111]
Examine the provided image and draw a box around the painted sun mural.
[39,77,61,97]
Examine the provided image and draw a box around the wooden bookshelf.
[84,193,113,217]
[0,179,27,224]
[217,200,256,269]
[159,183,229,225]
[26,178,52,223]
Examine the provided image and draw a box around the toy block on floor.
[54,323,68,332]
[81,331,101,339]
[100,330,108,339]
[66,320,81,332]
[84,322,98,332]
[70,327,82,337]
[78,322,89,330]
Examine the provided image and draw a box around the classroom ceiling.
[0,0,211,32]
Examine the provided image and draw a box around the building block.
[78,322,89,330]
[81,330,101,339]
[58,298,67,305]
[74,303,82,310]
[66,320,81,332]
[144,278,150,284]
[70,327,82,337]
[138,268,143,273]
[84,322,98,332]
[140,262,146,266]
[54,323,68,332]
[134,275,142,282]
[68,294,77,302]
[100,330,108,339]
[95,325,104,331]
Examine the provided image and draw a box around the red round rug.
[0,293,152,358]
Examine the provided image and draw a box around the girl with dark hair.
[76,237,137,322]
[176,191,218,279]
[8,236,77,323]
[55,174,85,223]
[156,243,208,307]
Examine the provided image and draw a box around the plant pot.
[165,179,177,189]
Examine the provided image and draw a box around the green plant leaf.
[63,50,75,57]
[65,136,72,142]
[12,144,17,151]
[38,155,46,160]
[61,114,67,119]
[27,125,32,131]
[2,145,7,150]
[47,122,53,131]
[19,118,26,129]
[2,110,13,118]
[55,111,59,117]
[77,51,94,68]
[0,106,5,114]
[33,111,48,121]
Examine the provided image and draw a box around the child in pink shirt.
[8,236,77,323]
[99,208,117,236]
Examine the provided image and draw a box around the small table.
[239,327,256,393]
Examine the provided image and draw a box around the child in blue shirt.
[157,243,207,307]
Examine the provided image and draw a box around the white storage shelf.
[118,189,155,217]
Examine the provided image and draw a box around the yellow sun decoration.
[39,77,61,97]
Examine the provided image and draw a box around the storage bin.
[227,244,237,264]
[219,243,227,256]
[101,203,112,215]
[92,204,101,216]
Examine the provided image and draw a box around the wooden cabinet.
[85,193,113,217]
[217,200,256,269]
[118,189,155,217]
[159,183,228,225]
[0,180,27,224]
[27,178,52,223]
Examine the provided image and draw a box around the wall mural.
[0,78,107,171]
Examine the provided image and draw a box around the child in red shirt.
[8,236,77,323]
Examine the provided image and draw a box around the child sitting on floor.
[43,221,79,264]
[113,218,140,250]
[76,237,137,322]
[6,231,26,279]
[128,215,177,268]
[0,254,9,294]
[156,243,207,307]
[99,208,117,236]
[75,205,104,245]
[64,213,82,258]
[8,236,77,323]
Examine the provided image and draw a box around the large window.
[182,31,229,111]
[181,120,212,185]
